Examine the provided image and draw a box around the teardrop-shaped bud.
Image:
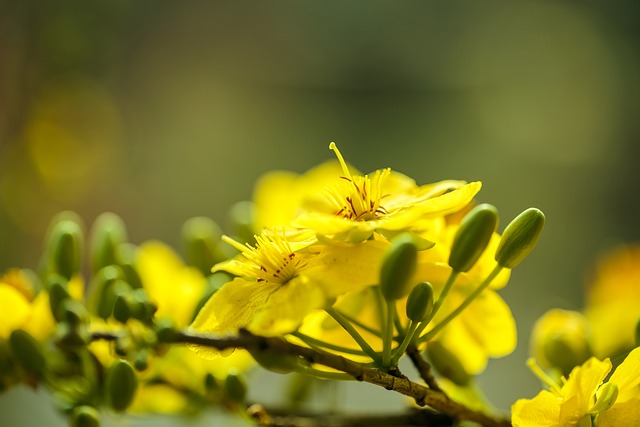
[182,217,224,275]
[379,233,418,301]
[47,219,83,281]
[426,341,470,386]
[90,212,128,273]
[48,274,71,322]
[70,405,100,427]
[495,208,545,268]
[223,370,247,404]
[591,382,618,414]
[448,204,498,272]
[106,360,138,412]
[112,294,131,324]
[9,329,45,377]
[248,344,299,374]
[406,282,435,323]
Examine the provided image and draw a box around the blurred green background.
[1,1,639,424]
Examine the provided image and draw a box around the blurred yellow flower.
[0,269,55,340]
[512,347,640,426]
[191,229,384,339]
[136,241,206,327]
[530,309,592,374]
[584,245,640,358]
[254,143,481,242]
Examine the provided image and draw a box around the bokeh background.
[1,1,640,425]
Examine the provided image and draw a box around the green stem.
[414,271,460,339]
[390,320,419,367]
[291,332,369,356]
[337,309,382,337]
[325,307,380,363]
[392,302,406,339]
[374,286,387,332]
[382,300,395,367]
[294,364,356,381]
[419,265,503,342]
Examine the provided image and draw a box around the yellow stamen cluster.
[327,142,390,221]
[222,233,305,285]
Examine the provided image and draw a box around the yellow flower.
[190,229,385,341]
[136,241,206,327]
[584,245,640,358]
[0,269,56,340]
[512,347,640,426]
[254,143,482,242]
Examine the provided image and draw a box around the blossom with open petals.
[191,229,384,341]
[512,347,640,426]
[254,143,481,242]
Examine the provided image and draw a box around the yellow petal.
[248,275,326,336]
[191,277,279,336]
[511,390,562,426]
[598,397,640,426]
[560,357,611,420]
[0,285,31,339]
[459,290,517,357]
[608,346,640,402]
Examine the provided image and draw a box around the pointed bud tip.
[379,233,418,301]
[448,203,499,272]
[406,282,434,323]
[495,207,545,268]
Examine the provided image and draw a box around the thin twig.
[405,344,442,392]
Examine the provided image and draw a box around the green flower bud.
[495,208,545,268]
[204,372,218,391]
[106,360,138,412]
[59,299,89,327]
[406,282,435,323]
[115,244,143,289]
[379,233,418,301]
[133,349,149,371]
[448,204,498,272]
[635,317,640,348]
[9,329,46,377]
[248,345,299,374]
[53,322,90,349]
[47,219,83,281]
[577,414,593,427]
[154,318,176,343]
[426,341,470,386]
[543,334,592,377]
[87,265,123,318]
[226,201,256,245]
[112,294,131,323]
[127,289,148,321]
[592,382,618,414]
[181,217,224,275]
[89,212,128,273]
[48,275,71,322]
[70,405,100,427]
[531,309,591,376]
[223,370,247,404]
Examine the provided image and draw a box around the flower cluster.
[0,143,555,427]
[190,143,544,387]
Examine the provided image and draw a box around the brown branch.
[405,344,442,392]
[168,330,511,427]
[248,405,455,427]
